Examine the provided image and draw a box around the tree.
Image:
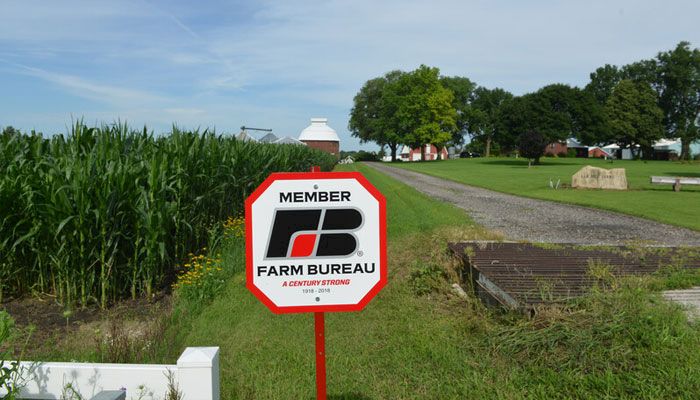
[349,71,405,161]
[494,96,527,153]
[605,80,664,159]
[655,41,700,160]
[467,87,513,157]
[533,84,591,142]
[394,65,457,161]
[440,76,476,147]
[586,61,660,104]
[585,64,622,105]
[518,130,548,166]
[569,89,609,145]
[495,84,607,152]
[495,85,578,151]
[621,59,659,87]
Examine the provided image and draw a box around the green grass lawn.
[157,163,700,399]
[389,157,700,231]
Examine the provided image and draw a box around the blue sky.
[1,1,698,150]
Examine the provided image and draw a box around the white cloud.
[14,64,167,106]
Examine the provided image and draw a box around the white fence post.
[177,347,220,400]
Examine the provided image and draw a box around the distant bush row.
[0,123,336,306]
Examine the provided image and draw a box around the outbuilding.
[399,144,448,161]
[236,130,258,142]
[275,136,306,145]
[259,133,279,143]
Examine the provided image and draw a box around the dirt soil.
[1,293,171,360]
[367,162,700,246]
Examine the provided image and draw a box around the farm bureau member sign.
[245,171,387,313]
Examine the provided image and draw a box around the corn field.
[0,123,336,307]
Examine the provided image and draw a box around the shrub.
[518,130,548,166]
[353,150,379,161]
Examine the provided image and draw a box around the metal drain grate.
[449,242,700,311]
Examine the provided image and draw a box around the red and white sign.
[245,171,387,314]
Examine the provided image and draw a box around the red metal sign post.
[310,166,327,400]
[315,311,327,399]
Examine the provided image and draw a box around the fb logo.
[266,208,363,258]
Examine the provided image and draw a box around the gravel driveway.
[366,162,700,246]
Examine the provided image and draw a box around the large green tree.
[586,61,658,104]
[440,76,476,147]
[570,88,609,145]
[496,84,604,150]
[349,70,405,161]
[655,41,700,160]
[494,96,527,153]
[394,65,457,161]
[621,59,659,87]
[467,87,513,157]
[605,80,664,159]
[586,64,622,105]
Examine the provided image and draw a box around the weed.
[93,315,166,364]
[410,262,447,295]
[163,369,183,400]
[532,242,566,250]
[61,382,83,400]
[587,259,619,291]
[535,278,556,301]
[0,311,33,398]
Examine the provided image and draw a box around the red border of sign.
[245,171,387,314]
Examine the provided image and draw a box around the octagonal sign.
[245,171,387,314]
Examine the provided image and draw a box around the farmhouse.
[399,144,449,161]
[298,117,340,157]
